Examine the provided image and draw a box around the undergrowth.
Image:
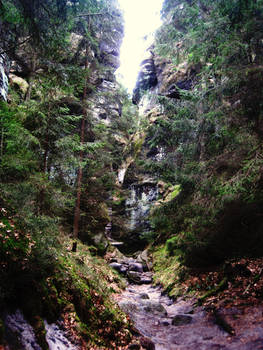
[0,205,131,348]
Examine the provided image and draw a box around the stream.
[3,261,263,349]
[114,260,263,350]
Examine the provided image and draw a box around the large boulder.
[137,249,151,271]
[109,262,127,274]
[9,74,29,97]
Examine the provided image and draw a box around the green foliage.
[152,244,185,298]
[166,236,179,255]
[0,208,130,345]
[0,0,115,64]
[146,0,263,271]
[0,1,24,25]
[139,230,157,244]
[0,0,132,345]
[156,0,263,71]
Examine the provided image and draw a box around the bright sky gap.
[116,0,164,93]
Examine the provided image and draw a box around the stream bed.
[116,279,263,350]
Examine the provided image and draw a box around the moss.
[170,185,181,200]
[49,239,131,347]
[0,228,131,348]
[134,138,143,154]
[152,245,184,298]
[166,236,179,255]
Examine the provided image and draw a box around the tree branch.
[0,35,33,56]
[76,12,111,17]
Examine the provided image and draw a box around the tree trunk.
[0,115,4,162]
[73,117,85,239]
[25,53,36,101]
[72,46,89,248]
[39,98,51,215]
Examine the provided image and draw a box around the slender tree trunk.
[0,116,4,162]
[42,128,49,174]
[72,46,89,248]
[73,116,85,239]
[39,100,50,215]
[25,53,36,101]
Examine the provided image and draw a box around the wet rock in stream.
[139,293,150,300]
[129,262,144,273]
[109,262,127,274]
[142,301,167,317]
[127,271,142,284]
[171,314,192,326]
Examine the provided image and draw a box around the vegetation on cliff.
[132,0,263,300]
[0,0,137,347]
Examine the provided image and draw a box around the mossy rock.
[9,74,29,96]
[31,316,48,350]
[172,315,192,326]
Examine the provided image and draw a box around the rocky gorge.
[1,0,263,349]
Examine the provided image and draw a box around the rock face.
[125,183,158,233]
[0,54,9,101]
[133,50,158,104]
[132,49,199,106]
[110,179,159,255]
[86,3,124,126]
[68,1,125,244]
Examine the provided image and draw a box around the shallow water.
[44,321,78,350]
[117,283,263,350]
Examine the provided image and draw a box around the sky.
[116,0,164,93]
